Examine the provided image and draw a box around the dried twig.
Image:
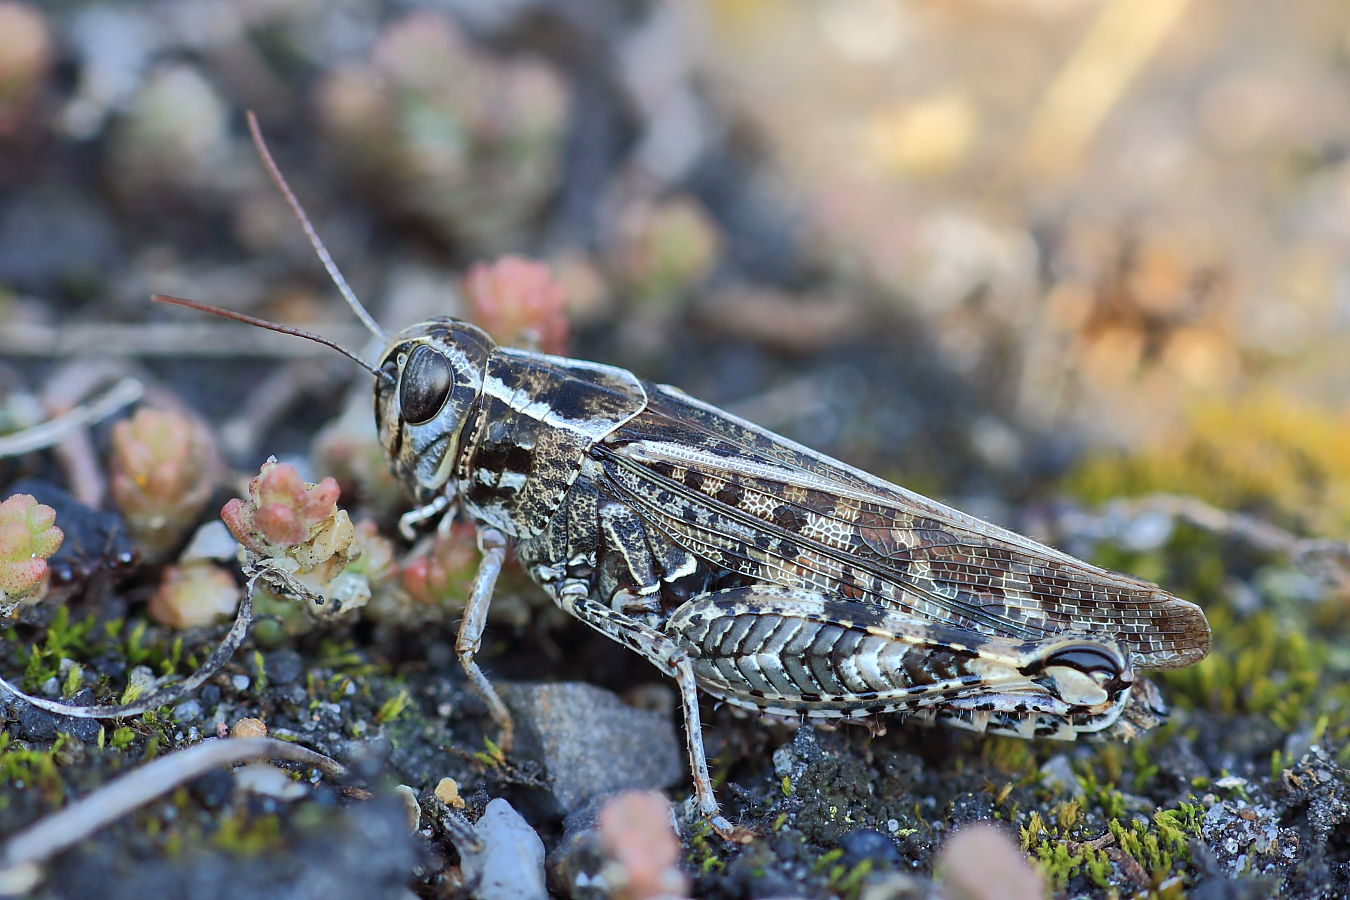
[1120,494,1350,577]
[0,321,373,359]
[0,736,344,891]
[0,377,143,458]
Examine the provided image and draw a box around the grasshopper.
[158,114,1210,841]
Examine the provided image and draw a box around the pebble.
[13,699,57,742]
[839,827,903,869]
[12,689,101,743]
[233,762,308,800]
[394,784,421,832]
[190,767,234,809]
[172,699,201,723]
[453,798,547,900]
[1038,753,1085,798]
[501,682,683,815]
[264,649,304,686]
[180,520,239,562]
[231,674,250,692]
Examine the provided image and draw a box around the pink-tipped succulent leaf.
[464,255,570,355]
[109,407,218,560]
[0,493,64,607]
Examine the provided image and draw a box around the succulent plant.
[315,10,565,251]
[392,521,559,628]
[221,460,357,586]
[398,521,480,611]
[0,492,63,614]
[614,197,720,302]
[311,398,408,522]
[463,255,570,355]
[0,2,52,138]
[597,791,689,900]
[147,560,239,629]
[109,407,218,561]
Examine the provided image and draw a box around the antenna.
[152,294,391,382]
[245,110,389,345]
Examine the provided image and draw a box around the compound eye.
[398,345,453,425]
[1044,644,1124,683]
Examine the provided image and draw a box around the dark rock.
[264,649,305,686]
[839,827,902,869]
[1276,745,1350,850]
[13,699,57,741]
[501,682,683,816]
[199,684,221,706]
[546,794,608,899]
[58,688,103,743]
[946,792,995,827]
[190,768,234,810]
[9,693,98,743]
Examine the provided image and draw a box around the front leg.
[456,526,516,751]
[553,583,754,842]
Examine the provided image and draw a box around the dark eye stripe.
[1043,644,1126,685]
[399,345,453,425]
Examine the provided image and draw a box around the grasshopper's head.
[374,317,496,502]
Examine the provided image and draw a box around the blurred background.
[2,0,1349,534]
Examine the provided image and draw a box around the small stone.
[395,784,421,831]
[13,699,56,741]
[546,795,608,897]
[180,520,239,562]
[263,649,304,686]
[173,699,202,723]
[455,798,547,900]
[231,674,250,692]
[11,696,99,744]
[839,827,903,869]
[435,777,465,808]
[190,767,234,809]
[55,688,102,743]
[234,762,308,800]
[501,682,683,815]
[229,717,268,740]
[1038,754,1085,798]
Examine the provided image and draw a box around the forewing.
[597,385,1209,670]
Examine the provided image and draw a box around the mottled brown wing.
[596,384,1209,670]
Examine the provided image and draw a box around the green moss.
[1161,604,1344,732]
[108,726,136,750]
[686,817,728,876]
[8,607,99,691]
[211,808,285,856]
[0,733,69,807]
[373,688,410,725]
[826,858,873,898]
[1019,795,1202,894]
